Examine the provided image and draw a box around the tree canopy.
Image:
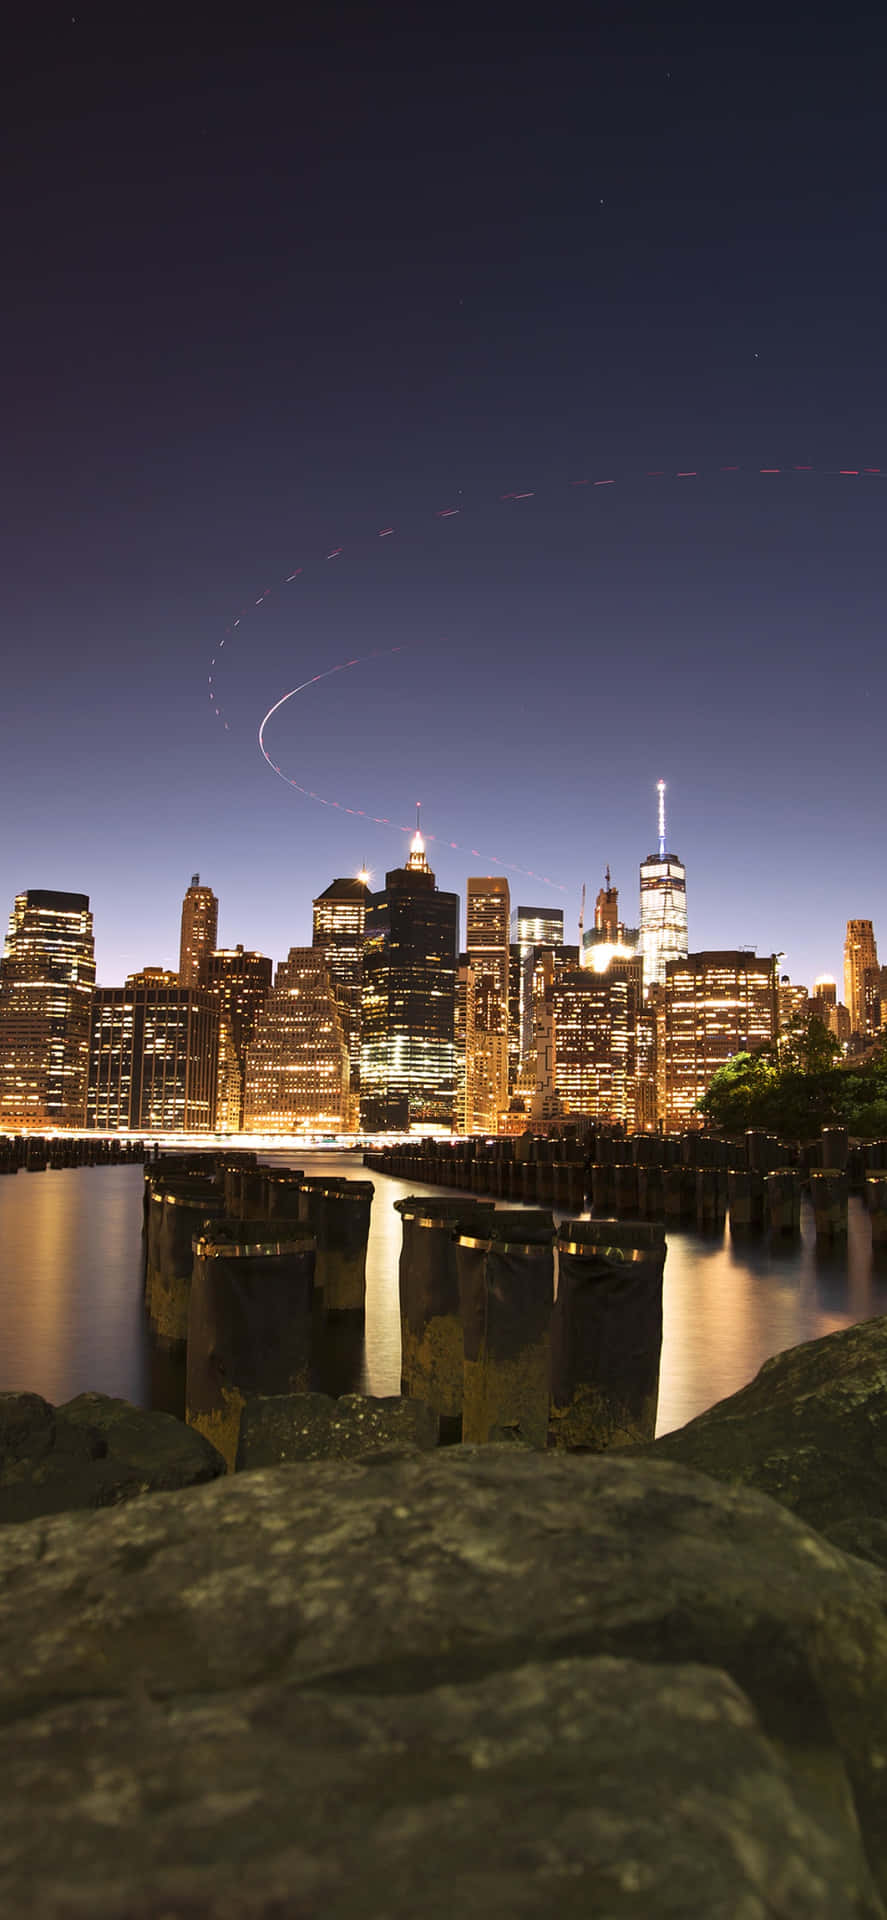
[698,1016,887,1140]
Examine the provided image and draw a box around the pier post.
[550,1219,666,1449]
[457,1211,555,1449]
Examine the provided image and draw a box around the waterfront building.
[511,904,564,1066]
[465,876,510,1132]
[360,822,458,1132]
[844,920,880,1036]
[0,890,95,1128]
[199,947,272,1132]
[312,874,370,1091]
[552,950,651,1127]
[639,781,688,992]
[178,875,218,990]
[87,969,219,1131]
[454,954,476,1134]
[778,975,809,1032]
[662,951,779,1130]
[243,948,351,1132]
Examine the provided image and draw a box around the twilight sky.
[3,9,886,990]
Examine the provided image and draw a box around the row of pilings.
[143,1152,373,1468]
[363,1126,887,1243]
[0,1134,147,1174]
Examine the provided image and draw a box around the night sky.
[4,9,886,991]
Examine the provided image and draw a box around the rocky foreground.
[1,1316,886,1917]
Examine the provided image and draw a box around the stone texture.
[234,1389,440,1467]
[0,1449,886,1915]
[0,1391,225,1524]
[633,1314,887,1564]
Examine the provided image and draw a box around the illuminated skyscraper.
[199,947,272,1132]
[640,782,688,992]
[844,920,879,1036]
[465,876,510,1132]
[662,951,778,1130]
[178,875,218,989]
[553,952,651,1127]
[0,890,95,1128]
[243,948,351,1132]
[511,904,564,1066]
[360,820,458,1132]
[312,874,371,1090]
[581,872,640,973]
[87,969,219,1132]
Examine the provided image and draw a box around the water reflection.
[0,1157,885,1436]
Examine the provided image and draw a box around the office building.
[581,872,640,973]
[360,822,458,1132]
[454,954,476,1134]
[87,969,219,1132]
[243,948,351,1132]
[552,950,652,1127]
[199,947,272,1132]
[844,920,880,1036]
[0,890,95,1128]
[640,781,688,992]
[464,876,510,1132]
[511,904,564,1066]
[662,951,779,1130]
[312,874,370,1090]
[178,875,218,990]
[809,976,850,1046]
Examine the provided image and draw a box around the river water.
[1,1150,885,1436]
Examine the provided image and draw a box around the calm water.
[1,1151,886,1436]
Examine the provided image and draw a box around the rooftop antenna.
[604,864,611,888]
[657,780,667,859]
[578,882,586,944]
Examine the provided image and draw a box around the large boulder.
[633,1314,887,1567]
[234,1389,440,1466]
[0,1391,225,1524]
[0,1449,886,1916]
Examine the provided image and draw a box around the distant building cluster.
[0,790,877,1135]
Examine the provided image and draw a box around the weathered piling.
[727,1169,765,1231]
[663,1166,695,1225]
[695,1168,727,1228]
[820,1127,849,1172]
[263,1169,305,1219]
[394,1197,494,1439]
[457,1211,555,1449]
[298,1178,374,1317]
[637,1166,665,1218]
[612,1164,639,1217]
[145,1180,224,1340]
[809,1169,849,1241]
[591,1165,612,1213]
[764,1169,801,1236]
[550,1218,667,1449]
[866,1176,887,1247]
[186,1220,316,1470]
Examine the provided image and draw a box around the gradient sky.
[3,10,886,990]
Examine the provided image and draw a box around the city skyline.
[4,15,887,998]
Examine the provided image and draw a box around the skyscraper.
[662,951,779,1130]
[0,890,95,1128]
[844,920,880,1036]
[312,874,371,1091]
[199,946,272,1132]
[581,872,640,973]
[360,821,458,1132]
[464,876,510,1132]
[640,782,688,993]
[178,875,218,989]
[87,969,219,1132]
[552,952,651,1127]
[511,904,564,1067]
[243,948,351,1132]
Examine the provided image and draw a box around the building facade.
[178,875,219,990]
[511,904,564,1067]
[199,947,272,1132]
[552,952,652,1127]
[360,828,458,1132]
[243,948,351,1132]
[662,951,779,1130]
[312,875,370,1091]
[0,890,95,1128]
[639,782,688,992]
[844,920,880,1036]
[87,969,219,1131]
[464,876,510,1132]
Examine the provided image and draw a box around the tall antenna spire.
[407,800,429,873]
[657,780,667,859]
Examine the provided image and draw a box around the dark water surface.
[1,1151,886,1436]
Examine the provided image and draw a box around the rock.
[632,1315,887,1559]
[234,1389,440,1467]
[0,1391,55,1465]
[0,1392,225,1525]
[0,1450,886,1915]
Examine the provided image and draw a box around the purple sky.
[3,11,885,991]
